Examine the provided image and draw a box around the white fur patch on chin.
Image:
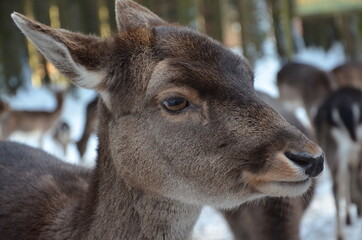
[257,178,312,197]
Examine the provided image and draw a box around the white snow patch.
[294,43,346,71]
[192,207,233,240]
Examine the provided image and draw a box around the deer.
[76,97,98,159]
[331,62,362,90]
[222,186,315,240]
[52,120,72,155]
[0,100,10,116]
[0,1,324,239]
[277,62,337,120]
[314,87,362,240]
[256,91,315,140]
[0,90,65,146]
[222,92,316,240]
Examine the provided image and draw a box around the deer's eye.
[162,97,189,113]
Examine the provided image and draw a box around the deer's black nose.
[285,152,324,177]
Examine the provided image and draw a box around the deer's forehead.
[154,26,249,68]
[146,58,255,102]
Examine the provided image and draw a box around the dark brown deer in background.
[314,87,362,240]
[222,92,316,240]
[222,186,315,240]
[0,90,65,146]
[0,1,323,239]
[76,97,98,159]
[331,62,362,90]
[277,62,336,120]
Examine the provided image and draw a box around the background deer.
[222,186,315,240]
[0,1,323,239]
[222,92,316,240]
[314,87,362,240]
[0,100,10,138]
[76,97,98,159]
[331,62,362,90]
[277,62,337,120]
[52,120,72,156]
[0,90,65,146]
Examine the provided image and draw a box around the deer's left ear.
[11,12,106,90]
[115,0,166,31]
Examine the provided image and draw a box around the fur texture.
[332,62,362,90]
[222,92,316,240]
[2,1,324,239]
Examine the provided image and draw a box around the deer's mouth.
[259,178,312,197]
[273,178,310,186]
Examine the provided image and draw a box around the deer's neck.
[59,105,201,240]
[78,164,200,239]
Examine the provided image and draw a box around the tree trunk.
[106,0,118,32]
[0,0,26,94]
[33,0,53,85]
[197,0,223,42]
[176,0,194,26]
[97,0,111,38]
[79,0,100,35]
[234,0,269,66]
[267,0,294,63]
[337,14,362,61]
[58,0,82,31]
[302,16,339,51]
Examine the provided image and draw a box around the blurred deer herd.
[0,0,362,240]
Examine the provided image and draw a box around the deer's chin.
[256,178,312,197]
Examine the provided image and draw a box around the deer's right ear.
[11,13,106,90]
[115,0,166,31]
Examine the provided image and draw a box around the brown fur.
[277,62,336,119]
[331,62,362,90]
[0,91,65,143]
[222,185,314,240]
[76,97,98,158]
[222,92,316,240]
[0,100,10,116]
[2,1,324,239]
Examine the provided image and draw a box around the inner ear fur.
[11,0,167,90]
[11,12,108,90]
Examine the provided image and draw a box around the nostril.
[285,152,312,168]
[285,152,324,177]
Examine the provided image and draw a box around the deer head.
[12,0,323,209]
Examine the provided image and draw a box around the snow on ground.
[2,43,361,240]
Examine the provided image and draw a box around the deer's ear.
[115,0,166,31]
[11,13,106,90]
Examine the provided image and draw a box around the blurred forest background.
[0,0,362,95]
